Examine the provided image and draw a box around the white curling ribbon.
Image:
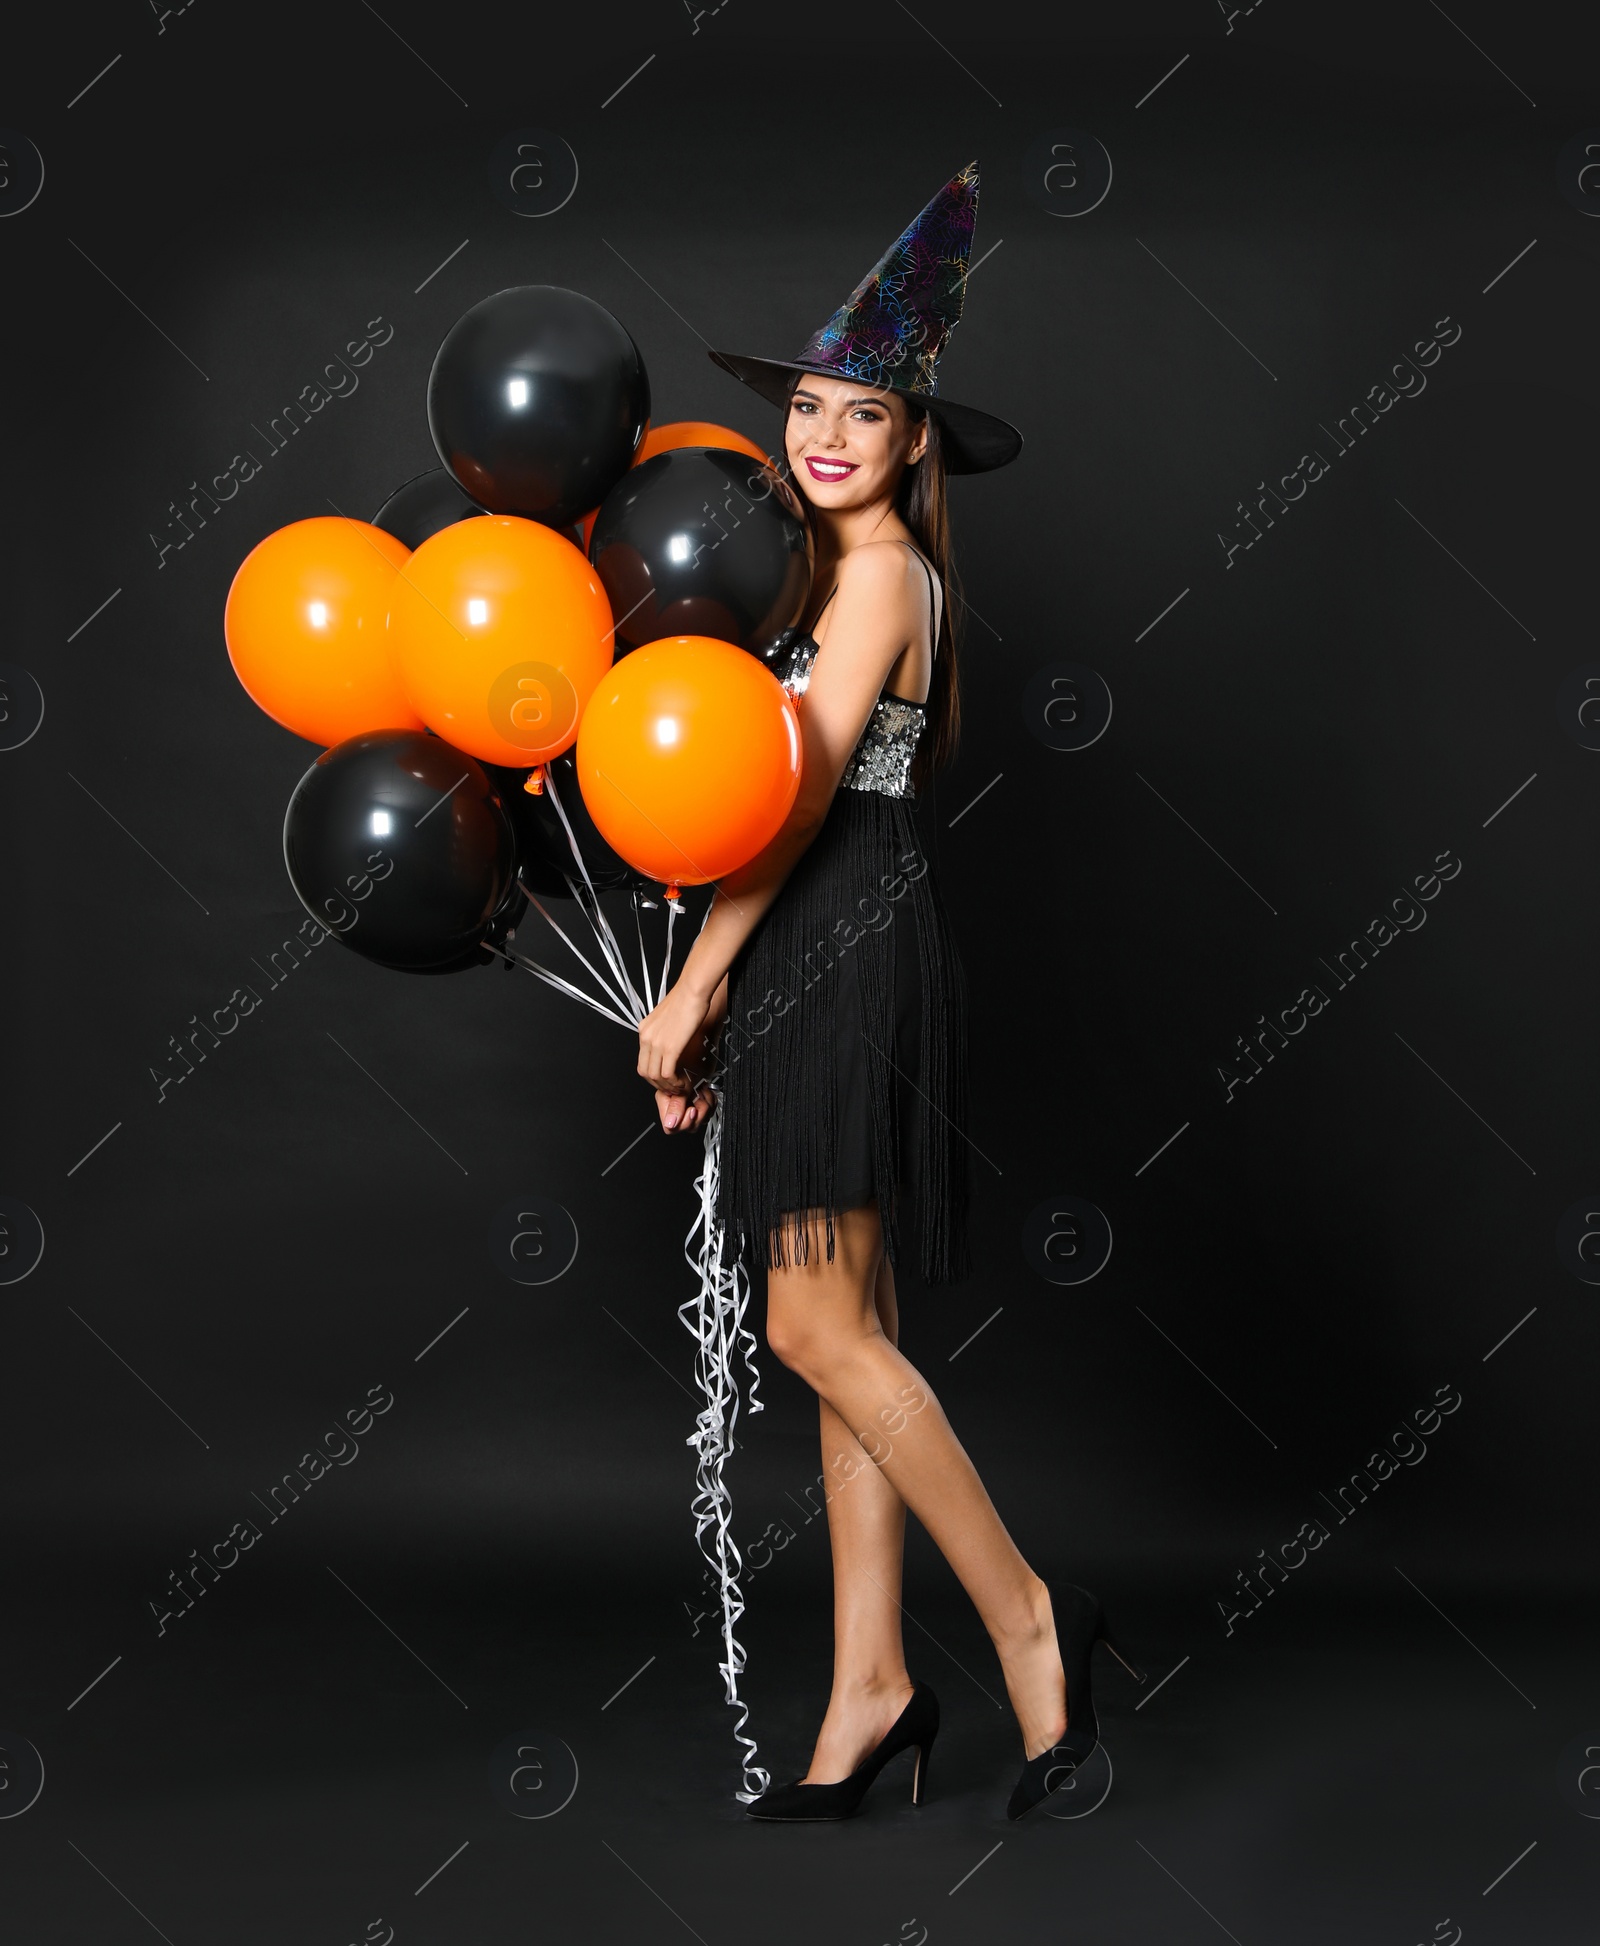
[679,1095,770,1802]
[542,765,646,1016]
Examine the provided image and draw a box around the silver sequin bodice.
[779,635,927,801]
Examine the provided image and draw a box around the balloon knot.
[523,766,545,796]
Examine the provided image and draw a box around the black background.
[4,2,1598,1939]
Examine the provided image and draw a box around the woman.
[637,164,1135,1821]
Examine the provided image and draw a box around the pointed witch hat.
[710,161,1022,475]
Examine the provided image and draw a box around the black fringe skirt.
[715,790,969,1284]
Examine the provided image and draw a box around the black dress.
[715,542,970,1284]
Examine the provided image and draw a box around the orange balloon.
[576,636,801,886]
[224,517,419,745]
[633,420,772,469]
[388,515,615,766]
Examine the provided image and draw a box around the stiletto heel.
[910,1739,931,1807]
[746,1681,940,1822]
[1006,1584,1138,1822]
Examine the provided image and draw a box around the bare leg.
[803,1250,913,1782]
[767,1207,1067,1762]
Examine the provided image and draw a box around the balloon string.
[482,939,638,1028]
[633,890,656,1014]
[660,895,682,1007]
[678,1092,770,1804]
[520,886,638,1019]
[542,767,647,1017]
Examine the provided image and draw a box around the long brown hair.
[783,377,961,792]
[897,398,961,790]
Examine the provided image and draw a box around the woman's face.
[783,373,927,512]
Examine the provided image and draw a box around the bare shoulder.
[836,537,924,605]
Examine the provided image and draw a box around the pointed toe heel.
[745,1681,940,1822]
[1005,1583,1141,1821]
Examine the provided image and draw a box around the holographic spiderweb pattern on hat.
[793,160,979,398]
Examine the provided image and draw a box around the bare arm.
[639,540,930,1129]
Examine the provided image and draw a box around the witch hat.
[710,161,1022,475]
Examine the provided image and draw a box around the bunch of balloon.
[223,278,789,997]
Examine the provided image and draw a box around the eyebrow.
[792,386,891,411]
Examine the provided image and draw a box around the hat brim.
[709,351,1022,476]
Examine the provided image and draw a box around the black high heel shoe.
[1006,1584,1142,1822]
[745,1681,939,1822]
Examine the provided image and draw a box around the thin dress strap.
[807,582,839,635]
[897,538,941,655]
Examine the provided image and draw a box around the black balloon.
[284,731,518,973]
[427,286,650,528]
[372,466,583,553]
[492,752,645,897]
[372,467,487,549]
[588,448,812,665]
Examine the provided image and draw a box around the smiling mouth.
[804,456,859,482]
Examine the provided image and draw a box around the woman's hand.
[639,977,720,1133]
